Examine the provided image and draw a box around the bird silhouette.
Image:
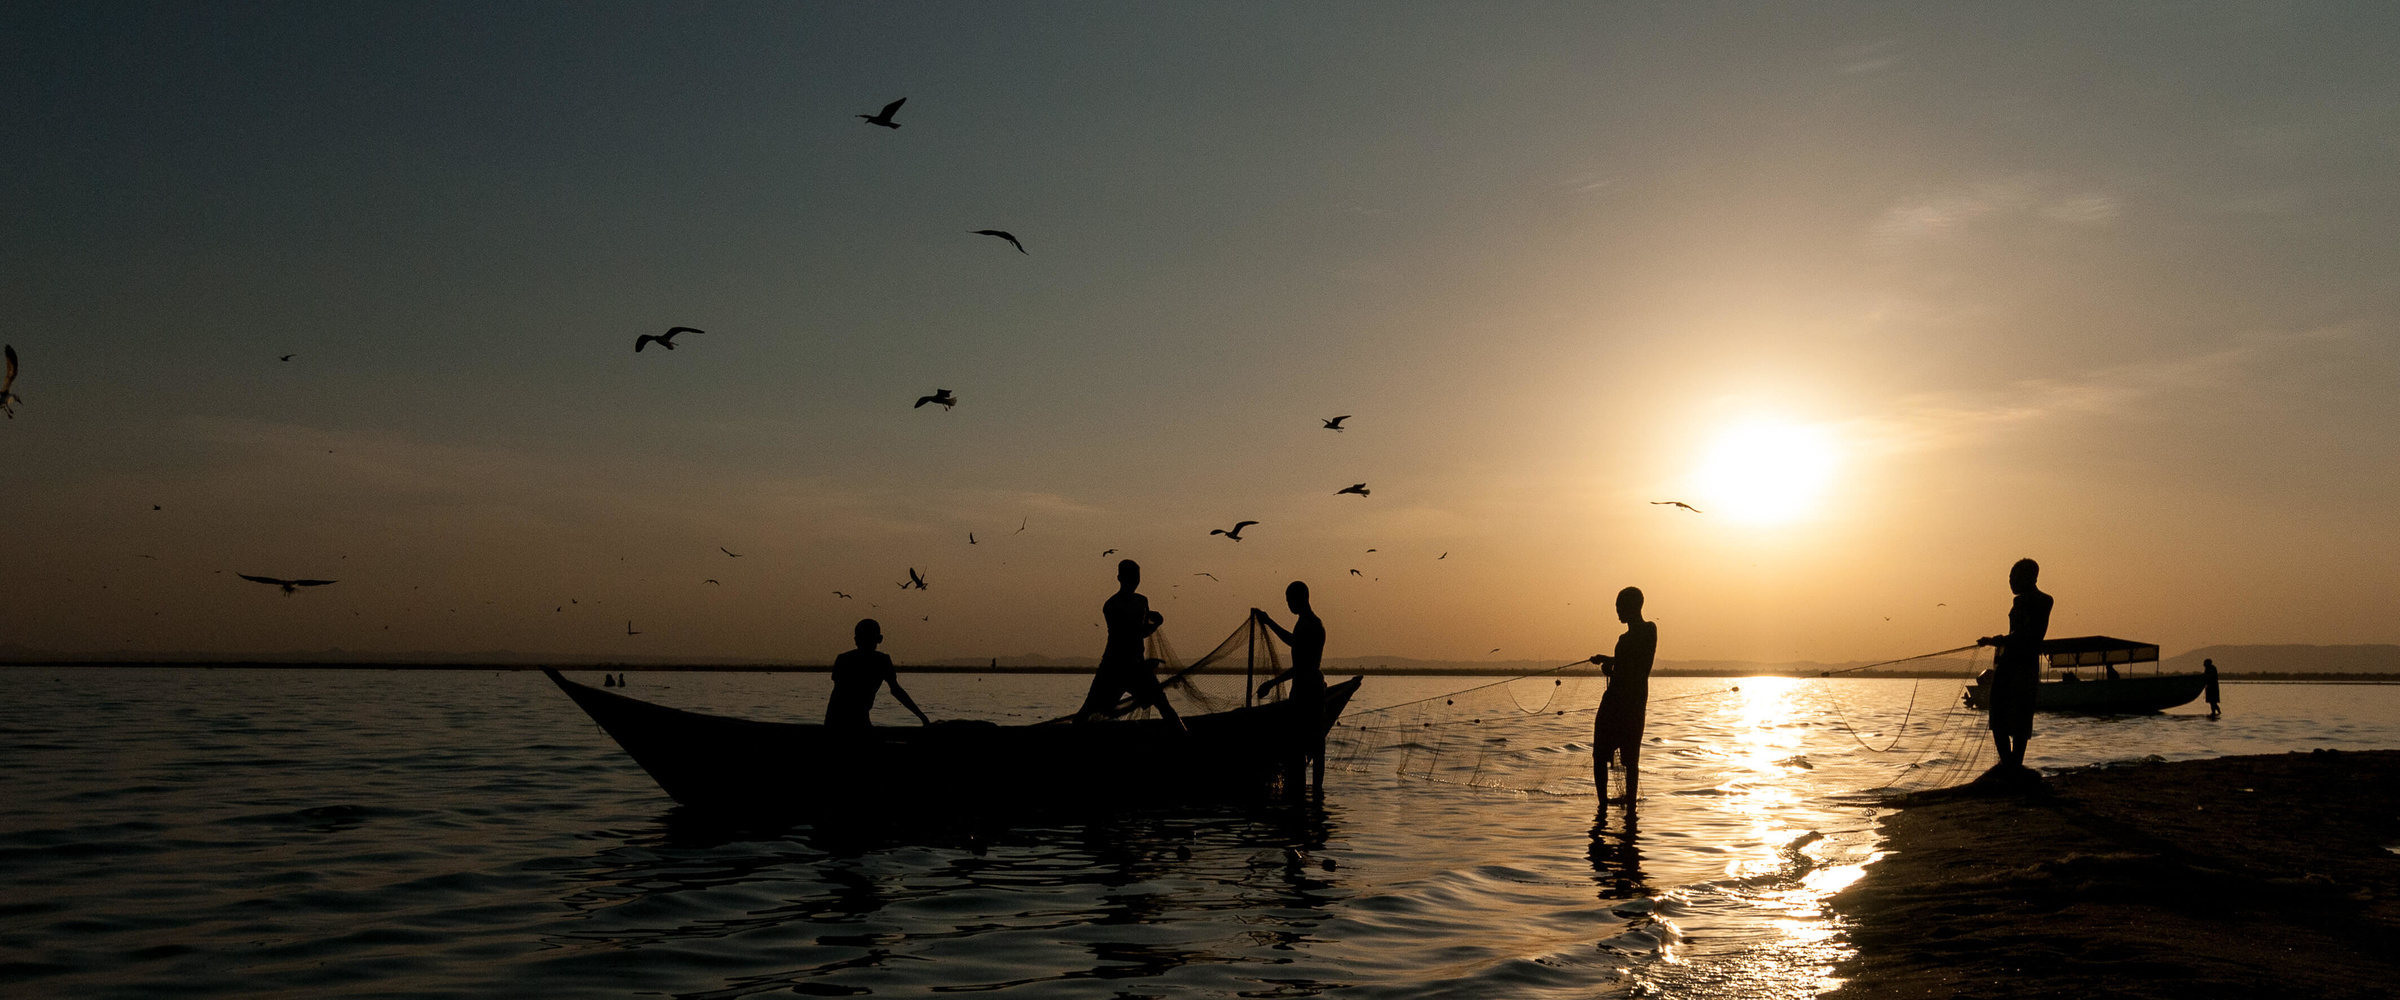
[1439,552,1448,560]
[1209,521,1258,541]
[971,230,1026,254]
[858,97,906,128]
[1101,548,1117,557]
[1349,569,1363,577]
[237,574,337,596]
[2,344,20,418]
[704,579,720,585]
[833,591,852,599]
[1336,483,1370,497]
[279,354,295,362]
[903,568,928,590]
[968,532,978,545]
[152,505,161,511]
[1013,518,1027,535]
[1650,501,1703,513]
[1365,548,1377,553]
[626,621,642,636]
[635,327,703,352]
[720,547,742,558]
[1490,648,1502,654]
[1322,415,1350,431]
[914,389,957,410]
[1193,572,1217,581]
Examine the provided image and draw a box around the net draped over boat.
[1072,614,1290,721]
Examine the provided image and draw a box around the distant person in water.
[1976,558,2052,768]
[2203,658,2222,719]
[1075,560,1187,729]
[1254,580,1329,786]
[826,618,930,728]
[1587,586,1657,811]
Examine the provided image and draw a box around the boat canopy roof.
[2039,635,2160,667]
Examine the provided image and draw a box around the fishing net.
[1316,645,2001,800]
[1071,615,1290,721]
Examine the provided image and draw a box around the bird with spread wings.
[238,574,337,596]
[858,97,906,128]
[635,327,702,353]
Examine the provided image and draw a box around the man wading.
[1586,586,1656,814]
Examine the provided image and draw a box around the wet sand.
[1825,750,2400,999]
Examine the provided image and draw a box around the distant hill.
[2166,644,2400,675]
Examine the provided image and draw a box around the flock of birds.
[0,95,1716,652]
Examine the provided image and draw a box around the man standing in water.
[1075,560,1187,730]
[826,618,931,728]
[1253,580,1328,787]
[1977,558,2053,769]
[1587,586,1656,812]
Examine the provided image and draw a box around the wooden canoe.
[544,668,1360,817]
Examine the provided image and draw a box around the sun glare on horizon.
[1693,420,1839,524]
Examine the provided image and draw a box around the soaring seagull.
[1650,501,1703,513]
[833,591,853,599]
[1335,483,1370,497]
[902,567,928,590]
[1210,521,1258,541]
[1193,572,1218,581]
[858,97,906,128]
[719,547,742,557]
[1101,548,1117,557]
[279,354,295,362]
[968,532,977,545]
[635,327,703,352]
[1322,415,1350,431]
[626,621,642,636]
[2,344,20,418]
[238,574,337,596]
[971,230,1026,254]
[1349,569,1363,577]
[914,389,957,410]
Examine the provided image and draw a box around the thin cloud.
[1869,177,2120,248]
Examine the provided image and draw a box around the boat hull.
[544,669,1359,817]
[1964,672,2206,714]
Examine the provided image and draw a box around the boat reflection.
[543,799,1350,995]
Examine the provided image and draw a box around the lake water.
[5,667,2398,999]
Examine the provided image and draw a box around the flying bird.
[914,389,957,410]
[237,574,337,596]
[833,591,852,599]
[1349,569,1363,577]
[903,567,928,590]
[1335,483,1370,497]
[1650,501,1703,513]
[704,579,720,585]
[1490,648,1502,654]
[1209,521,1258,541]
[279,354,295,362]
[971,230,1026,254]
[1365,548,1377,553]
[1013,518,1027,535]
[858,97,906,128]
[1,344,19,418]
[626,621,642,636]
[1439,552,1448,560]
[719,547,742,558]
[968,532,977,545]
[1101,548,1117,557]
[152,505,161,511]
[634,327,703,353]
[1322,415,1350,431]
[1193,572,1217,581]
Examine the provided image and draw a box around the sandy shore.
[1824,750,2400,1000]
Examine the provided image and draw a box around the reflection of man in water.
[1587,586,1656,809]
[1075,560,1187,729]
[826,618,931,727]
[1254,580,1329,786]
[1976,558,2052,768]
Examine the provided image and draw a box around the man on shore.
[1976,558,2052,768]
[1587,586,1656,813]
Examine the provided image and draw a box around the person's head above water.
[1117,559,1140,589]
[1616,586,1645,624]
[1285,580,1311,613]
[853,618,882,649]
[2009,557,2040,594]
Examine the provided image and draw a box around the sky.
[4,2,2397,665]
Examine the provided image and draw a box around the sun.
[1692,420,1839,523]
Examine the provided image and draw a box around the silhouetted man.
[1075,560,1187,729]
[1976,558,2052,768]
[1254,580,1329,785]
[826,618,930,728]
[2203,657,2222,719]
[1587,586,1656,811]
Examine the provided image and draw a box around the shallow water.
[4,668,2396,999]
